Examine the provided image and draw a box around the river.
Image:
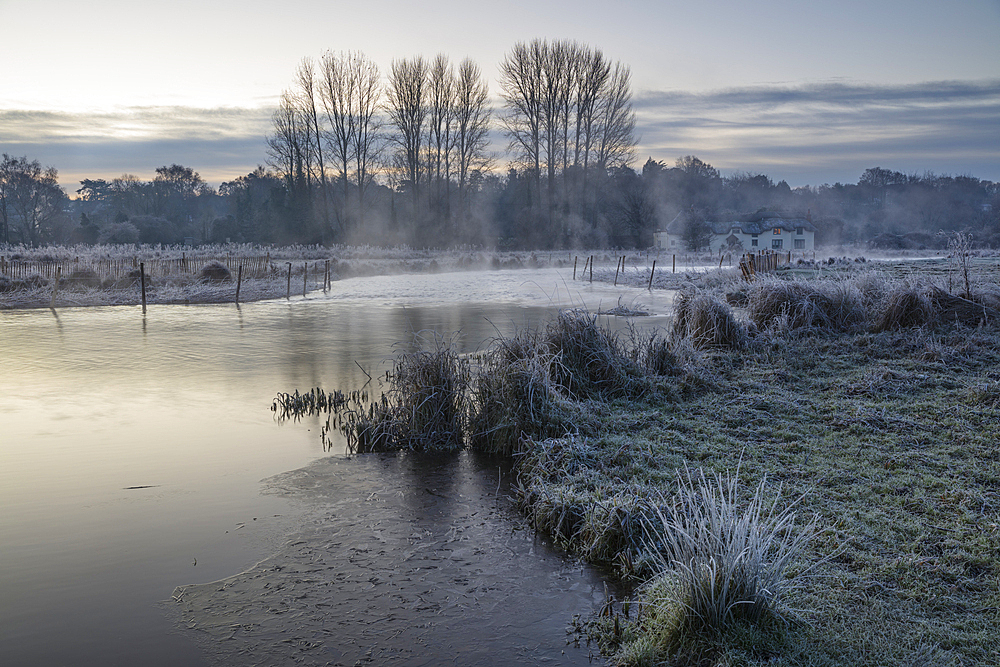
[0,267,674,666]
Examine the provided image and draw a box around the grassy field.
[535,324,999,665]
[506,259,1000,666]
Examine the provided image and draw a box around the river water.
[0,267,674,666]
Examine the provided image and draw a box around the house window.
[772,239,783,249]
[794,239,805,249]
[796,227,803,235]
[751,233,758,238]
[773,227,781,235]
[751,239,758,247]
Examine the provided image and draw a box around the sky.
[1,0,998,192]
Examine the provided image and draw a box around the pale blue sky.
[1,0,998,188]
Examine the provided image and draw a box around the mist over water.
[0,268,672,666]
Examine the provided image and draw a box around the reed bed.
[747,277,867,332]
[466,330,572,456]
[545,310,652,399]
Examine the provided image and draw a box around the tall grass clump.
[672,290,749,349]
[624,467,820,662]
[748,277,865,332]
[545,310,649,399]
[341,334,469,453]
[467,331,571,455]
[872,281,938,331]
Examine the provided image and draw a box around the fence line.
[0,255,277,282]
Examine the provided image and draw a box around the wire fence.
[0,254,277,281]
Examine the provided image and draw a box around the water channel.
[0,267,675,666]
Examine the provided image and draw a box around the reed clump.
[344,335,470,453]
[672,290,749,349]
[544,310,651,399]
[747,277,866,332]
[872,282,937,331]
[467,330,572,455]
[272,387,349,419]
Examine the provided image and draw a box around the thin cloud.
[633,79,1000,183]
[1,79,997,189]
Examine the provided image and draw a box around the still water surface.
[0,268,673,666]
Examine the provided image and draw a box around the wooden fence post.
[648,260,657,290]
[49,267,61,308]
[140,262,147,313]
[286,262,292,299]
[235,264,243,304]
[573,256,578,280]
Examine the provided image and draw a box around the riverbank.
[0,244,583,310]
[272,259,1000,666]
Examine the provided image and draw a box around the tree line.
[263,40,639,247]
[1,39,998,249]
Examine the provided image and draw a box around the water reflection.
[175,452,615,666]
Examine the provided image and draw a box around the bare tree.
[267,91,308,189]
[453,58,492,223]
[573,47,611,190]
[296,57,331,238]
[427,54,455,228]
[353,56,384,231]
[499,41,544,207]
[595,63,636,170]
[386,56,428,195]
[318,51,384,234]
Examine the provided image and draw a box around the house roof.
[662,215,816,235]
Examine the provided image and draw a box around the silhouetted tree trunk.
[386,56,428,233]
[296,57,331,242]
[453,58,492,232]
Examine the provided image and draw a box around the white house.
[653,212,816,253]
